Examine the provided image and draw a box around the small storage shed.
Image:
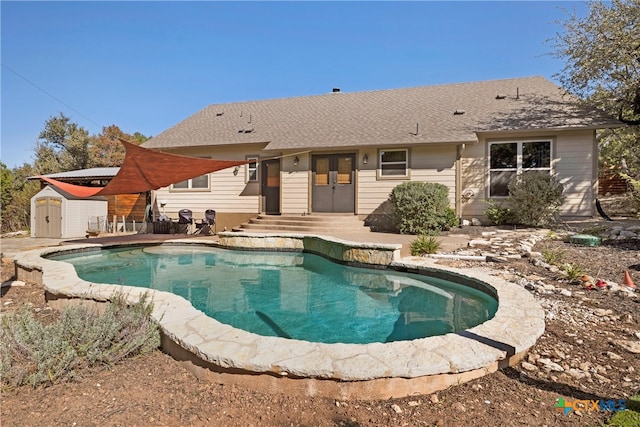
[31,185,108,238]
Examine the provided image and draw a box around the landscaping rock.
[613,340,640,354]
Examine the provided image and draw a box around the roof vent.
[216,111,224,116]
[495,94,507,100]
[453,109,465,115]
[332,88,341,93]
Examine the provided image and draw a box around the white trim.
[246,156,259,183]
[377,148,410,180]
[487,139,553,198]
[170,157,212,192]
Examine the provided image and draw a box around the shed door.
[35,197,62,238]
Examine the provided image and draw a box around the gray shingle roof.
[143,76,622,151]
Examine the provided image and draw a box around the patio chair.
[176,209,193,234]
[195,209,216,235]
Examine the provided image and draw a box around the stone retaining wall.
[217,232,401,266]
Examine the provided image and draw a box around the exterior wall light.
[159,199,168,217]
[293,156,299,166]
[233,166,240,176]
[363,154,368,164]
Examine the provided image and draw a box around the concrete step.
[234,214,369,234]
[255,214,363,223]
[249,215,362,227]
[237,224,364,233]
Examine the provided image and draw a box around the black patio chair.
[195,209,216,235]
[176,209,193,234]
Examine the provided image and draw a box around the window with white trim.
[379,149,408,178]
[489,140,551,197]
[246,157,258,182]
[172,174,210,190]
[172,158,211,191]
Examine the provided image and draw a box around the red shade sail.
[39,140,250,198]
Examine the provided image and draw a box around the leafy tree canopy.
[35,113,91,174]
[1,162,39,233]
[554,0,640,125]
[33,113,150,172]
[1,162,13,209]
[553,0,640,181]
[90,125,150,167]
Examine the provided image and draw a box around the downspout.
[455,144,465,218]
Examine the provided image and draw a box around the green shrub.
[442,207,460,229]
[541,248,564,265]
[622,173,640,214]
[0,292,160,388]
[607,408,640,427]
[389,181,459,235]
[507,172,565,227]
[410,235,442,256]
[546,230,560,239]
[484,199,516,225]
[561,262,584,283]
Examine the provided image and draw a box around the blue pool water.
[50,246,497,344]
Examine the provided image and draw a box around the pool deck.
[1,228,471,259]
[7,230,545,399]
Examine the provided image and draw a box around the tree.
[90,125,149,167]
[1,162,13,210]
[33,114,150,171]
[553,0,640,182]
[1,163,40,233]
[554,0,640,125]
[35,113,92,173]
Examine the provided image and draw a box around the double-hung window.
[489,140,551,197]
[379,149,409,178]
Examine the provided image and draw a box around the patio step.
[232,214,369,234]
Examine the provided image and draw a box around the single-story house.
[142,76,622,230]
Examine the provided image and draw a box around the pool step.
[232,214,369,234]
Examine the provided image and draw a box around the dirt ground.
[1,220,639,426]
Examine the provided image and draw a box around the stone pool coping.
[13,233,545,399]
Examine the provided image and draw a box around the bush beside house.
[389,182,458,235]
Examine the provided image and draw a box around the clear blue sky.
[1,1,587,169]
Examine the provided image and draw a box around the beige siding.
[460,130,597,221]
[459,142,488,219]
[357,145,457,215]
[153,145,265,220]
[555,131,597,216]
[281,153,310,214]
[156,129,597,223]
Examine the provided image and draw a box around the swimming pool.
[49,246,497,344]
[14,234,545,399]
